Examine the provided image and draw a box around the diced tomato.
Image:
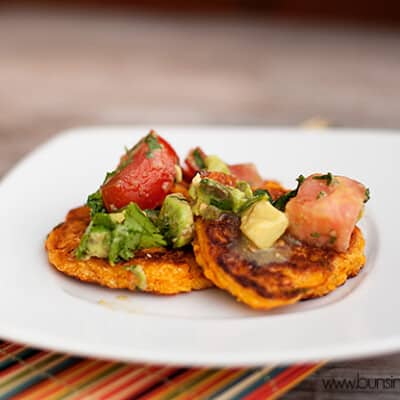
[183,147,207,182]
[182,166,197,183]
[285,174,366,252]
[101,132,179,211]
[199,170,238,187]
[229,163,263,188]
[118,131,178,169]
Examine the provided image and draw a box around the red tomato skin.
[286,174,366,252]
[199,170,238,187]
[183,147,207,182]
[118,132,178,169]
[101,133,178,211]
[182,165,197,182]
[229,163,263,187]
[157,135,179,161]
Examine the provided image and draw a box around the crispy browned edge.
[45,206,212,295]
[193,180,366,310]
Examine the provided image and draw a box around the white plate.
[0,126,397,366]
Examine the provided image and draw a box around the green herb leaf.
[253,189,271,197]
[75,220,94,259]
[77,202,166,265]
[364,188,370,203]
[193,148,206,169]
[310,232,321,238]
[239,189,271,214]
[273,175,305,211]
[210,197,233,210]
[86,190,106,216]
[313,172,334,186]
[145,133,162,158]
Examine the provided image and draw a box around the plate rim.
[0,125,397,366]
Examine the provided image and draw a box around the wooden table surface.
[1,9,400,399]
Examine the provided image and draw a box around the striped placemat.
[0,340,322,399]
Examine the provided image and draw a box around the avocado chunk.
[76,203,166,264]
[240,199,288,249]
[190,175,252,219]
[204,155,230,174]
[125,265,147,290]
[85,226,111,258]
[159,193,194,248]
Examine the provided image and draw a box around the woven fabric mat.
[0,341,322,399]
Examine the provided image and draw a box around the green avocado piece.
[204,155,230,174]
[190,177,252,218]
[240,199,288,249]
[85,226,111,258]
[125,265,147,290]
[76,203,166,264]
[159,193,194,248]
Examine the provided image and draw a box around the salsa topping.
[272,175,305,211]
[158,193,194,248]
[101,131,178,211]
[77,131,370,264]
[192,148,206,169]
[76,202,166,265]
[285,174,367,252]
[312,172,335,186]
[144,133,162,158]
[189,173,253,219]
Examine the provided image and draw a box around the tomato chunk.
[199,170,238,187]
[285,174,366,252]
[101,131,178,211]
[182,147,207,182]
[229,163,263,187]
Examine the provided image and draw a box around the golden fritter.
[46,206,212,294]
[193,182,366,310]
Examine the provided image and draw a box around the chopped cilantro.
[364,188,370,203]
[193,148,206,169]
[86,190,106,216]
[103,171,116,184]
[310,232,320,238]
[145,133,162,158]
[253,189,272,198]
[317,191,327,200]
[239,189,271,214]
[210,197,233,210]
[273,175,305,211]
[313,172,334,186]
[76,202,166,265]
[75,220,93,259]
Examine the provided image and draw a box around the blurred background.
[1,1,400,177]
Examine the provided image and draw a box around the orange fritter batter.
[193,181,366,310]
[46,206,212,294]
